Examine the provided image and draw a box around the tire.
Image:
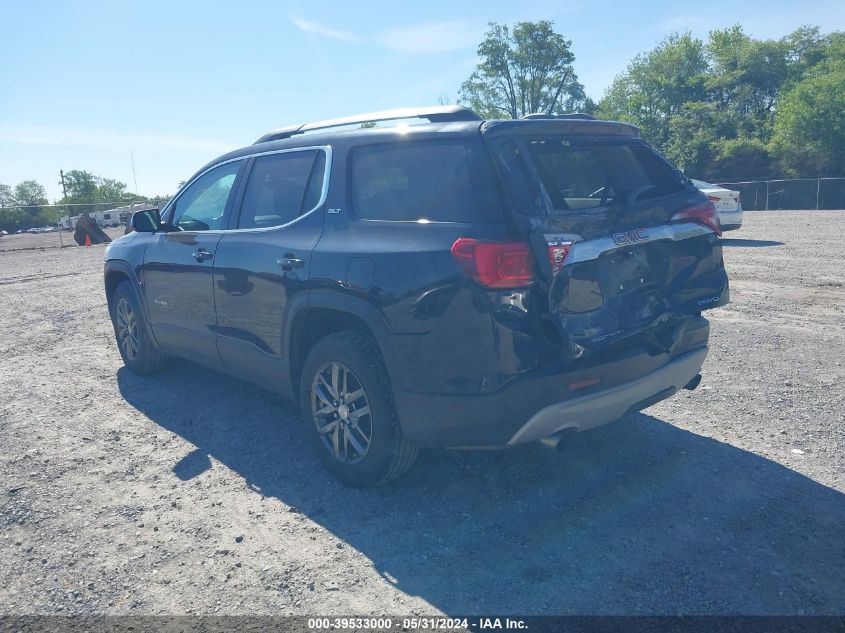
[110,281,168,374]
[299,330,418,487]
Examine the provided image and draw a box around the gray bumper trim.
[507,347,709,445]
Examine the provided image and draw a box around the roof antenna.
[547,70,572,114]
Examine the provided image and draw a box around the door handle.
[277,254,304,271]
[192,249,214,262]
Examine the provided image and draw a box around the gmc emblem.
[612,228,649,245]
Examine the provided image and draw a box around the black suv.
[105,106,729,486]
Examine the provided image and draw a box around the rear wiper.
[607,185,657,223]
[625,185,657,205]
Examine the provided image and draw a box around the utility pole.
[59,170,69,247]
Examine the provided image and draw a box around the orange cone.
[85,234,91,247]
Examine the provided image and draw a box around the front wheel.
[299,330,418,487]
[110,281,168,374]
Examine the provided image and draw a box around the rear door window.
[237,150,324,229]
[351,141,498,223]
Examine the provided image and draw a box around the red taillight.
[451,238,534,288]
[671,201,722,236]
[707,195,720,203]
[547,241,573,275]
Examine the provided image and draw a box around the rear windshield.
[351,140,502,223]
[492,137,687,215]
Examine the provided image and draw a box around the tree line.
[0,180,52,232]
[461,21,845,182]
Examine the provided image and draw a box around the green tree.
[0,183,14,207]
[783,26,829,80]
[14,180,48,207]
[0,184,18,231]
[663,102,720,176]
[15,180,53,225]
[772,65,845,176]
[708,138,773,180]
[61,170,99,213]
[59,170,141,213]
[598,33,708,150]
[0,180,54,231]
[459,21,586,119]
[597,25,845,181]
[97,178,133,202]
[705,26,793,141]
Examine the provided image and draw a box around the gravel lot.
[0,213,843,616]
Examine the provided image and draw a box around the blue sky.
[2,0,844,201]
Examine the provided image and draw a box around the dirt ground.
[0,213,843,616]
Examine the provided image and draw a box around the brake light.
[707,195,721,203]
[451,238,534,288]
[547,241,573,275]
[670,201,722,236]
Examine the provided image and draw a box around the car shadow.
[117,362,844,615]
[721,238,785,247]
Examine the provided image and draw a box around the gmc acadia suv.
[104,106,729,487]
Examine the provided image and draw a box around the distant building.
[59,203,158,230]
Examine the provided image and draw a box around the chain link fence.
[0,199,171,249]
[715,177,845,210]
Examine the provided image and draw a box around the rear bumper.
[393,316,711,448]
[507,347,707,444]
[719,209,743,230]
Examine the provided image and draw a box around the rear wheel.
[110,281,168,374]
[299,330,418,487]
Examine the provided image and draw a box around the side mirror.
[130,208,161,233]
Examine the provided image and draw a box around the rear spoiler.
[481,119,640,138]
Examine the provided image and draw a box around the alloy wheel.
[310,361,373,464]
[115,297,140,361]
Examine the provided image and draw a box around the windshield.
[492,137,687,215]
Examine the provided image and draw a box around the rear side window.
[352,141,495,223]
[237,150,324,229]
[301,151,326,212]
[494,138,686,214]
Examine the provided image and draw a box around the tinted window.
[237,150,320,229]
[301,151,326,212]
[170,161,241,231]
[495,138,686,213]
[352,141,484,222]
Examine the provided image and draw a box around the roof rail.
[521,113,597,120]
[255,105,482,144]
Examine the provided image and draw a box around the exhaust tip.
[684,374,702,391]
[540,428,577,452]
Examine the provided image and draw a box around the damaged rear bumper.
[507,346,708,445]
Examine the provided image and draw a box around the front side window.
[169,161,241,231]
[237,150,323,229]
[351,141,486,223]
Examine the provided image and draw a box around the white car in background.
[691,179,743,231]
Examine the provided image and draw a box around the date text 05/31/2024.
[307,617,528,630]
